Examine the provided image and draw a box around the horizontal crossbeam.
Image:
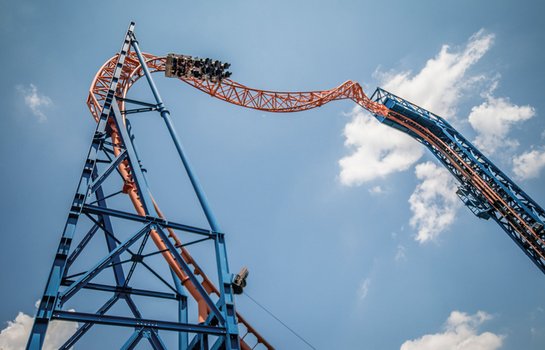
[118,97,159,108]
[52,311,227,335]
[60,280,179,300]
[123,107,157,115]
[82,204,214,237]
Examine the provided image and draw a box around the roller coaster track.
[87,53,545,349]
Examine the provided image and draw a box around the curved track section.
[88,53,545,349]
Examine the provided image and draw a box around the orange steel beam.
[89,53,271,350]
[87,53,544,348]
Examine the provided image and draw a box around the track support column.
[130,36,240,349]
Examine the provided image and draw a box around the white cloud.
[357,277,371,301]
[368,185,385,195]
[339,30,494,186]
[468,92,535,155]
[409,162,461,243]
[395,244,407,262]
[17,84,52,122]
[339,106,424,185]
[400,311,503,350]
[512,148,545,180]
[0,303,77,350]
[379,30,494,118]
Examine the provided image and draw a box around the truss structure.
[27,22,271,350]
[28,19,545,350]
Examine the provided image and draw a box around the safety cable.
[243,291,317,350]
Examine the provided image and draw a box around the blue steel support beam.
[371,87,545,274]
[124,293,143,319]
[29,22,246,349]
[110,98,227,323]
[26,22,136,350]
[81,204,213,236]
[60,177,143,347]
[418,141,545,273]
[131,35,241,350]
[144,328,168,350]
[111,90,233,336]
[212,337,226,350]
[120,329,145,350]
[372,87,545,223]
[187,333,200,350]
[60,280,178,300]
[92,171,129,286]
[89,149,128,193]
[58,224,151,304]
[153,225,225,323]
[52,311,227,335]
[65,223,99,268]
[109,100,156,216]
[171,270,189,350]
[188,296,235,350]
[59,294,120,350]
[188,333,209,350]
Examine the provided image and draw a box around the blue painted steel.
[58,178,144,350]
[119,328,168,350]
[65,223,100,268]
[89,149,127,193]
[52,311,228,334]
[120,329,144,350]
[110,99,227,323]
[131,38,241,349]
[371,87,545,273]
[28,22,244,349]
[188,333,209,350]
[59,280,179,299]
[151,225,225,322]
[144,328,168,350]
[82,203,213,236]
[129,38,223,233]
[171,270,189,350]
[60,295,120,350]
[26,22,137,350]
[58,224,152,303]
[92,176,130,287]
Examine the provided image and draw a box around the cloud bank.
[339,30,494,186]
[339,107,423,185]
[17,84,52,122]
[409,162,460,243]
[468,92,535,155]
[400,311,503,350]
[357,277,371,301]
[381,30,494,118]
[339,29,542,242]
[512,148,545,180]
[0,304,77,350]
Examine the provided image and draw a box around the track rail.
[88,53,545,349]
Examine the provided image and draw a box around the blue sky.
[1,0,545,349]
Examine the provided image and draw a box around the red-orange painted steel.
[88,53,545,349]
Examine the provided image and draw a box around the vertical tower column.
[26,22,136,350]
[130,36,240,349]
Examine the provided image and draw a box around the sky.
[1,0,545,349]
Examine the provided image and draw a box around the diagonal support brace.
[154,225,225,324]
[59,224,151,303]
[89,149,128,193]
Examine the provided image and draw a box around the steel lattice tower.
[27,20,545,350]
[26,22,262,350]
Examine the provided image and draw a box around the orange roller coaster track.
[27,21,544,350]
[83,50,544,349]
